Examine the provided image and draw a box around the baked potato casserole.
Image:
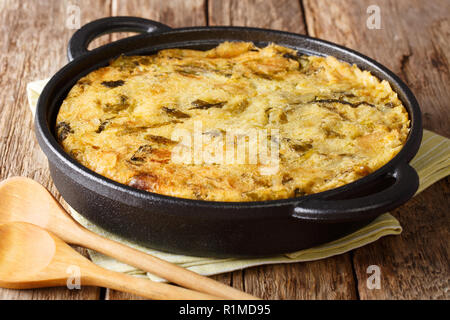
[56,42,410,201]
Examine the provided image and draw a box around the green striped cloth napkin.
[27,79,450,281]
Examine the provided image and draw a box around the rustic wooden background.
[0,0,448,300]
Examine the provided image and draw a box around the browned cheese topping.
[56,42,410,201]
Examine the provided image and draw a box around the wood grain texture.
[241,256,358,300]
[0,0,448,300]
[105,0,207,47]
[303,0,450,138]
[303,0,450,300]
[352,179,450,299]
[0,0,111,300]
[112,0,206,27]
[209,0,306,34]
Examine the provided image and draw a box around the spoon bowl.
[0,177,58,227]
[0,222,59,287]
[0,222,220,299]
[0,177,257,299]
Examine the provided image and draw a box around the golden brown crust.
[56,42,410,201]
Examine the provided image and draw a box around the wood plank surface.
[303,0,450,138]
[0,0,448,300]
[209,0,306,34]
[0,0,115,300]
[303,0,450,299]
[353,180,450,299]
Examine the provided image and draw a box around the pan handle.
[68,16,171,61]
[291,163,419,222]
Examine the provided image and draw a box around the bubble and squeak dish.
[55,42,410,202]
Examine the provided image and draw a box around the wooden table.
[0,0,448,300]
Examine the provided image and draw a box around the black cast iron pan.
[35,17,422,257]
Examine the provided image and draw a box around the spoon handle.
[73,226,258,300]
[84,264,221,300]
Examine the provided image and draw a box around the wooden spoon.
[0,222,221,299]
[0,177,258,300]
